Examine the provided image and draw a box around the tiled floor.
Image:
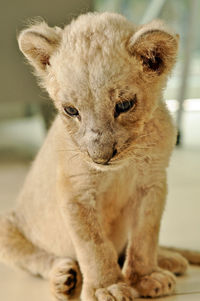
[0,147,200,300]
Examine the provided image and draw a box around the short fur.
[1,12,199,301]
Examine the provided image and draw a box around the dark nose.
[92,147,117,165]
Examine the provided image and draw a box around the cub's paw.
[95,283,137,301]
[82,282,137,301]
[158,250,189,275]
[50,258,82,300]
[134,269,176,298]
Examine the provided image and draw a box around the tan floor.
[0,147,200,300]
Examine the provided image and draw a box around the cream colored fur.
[1,12,198,301]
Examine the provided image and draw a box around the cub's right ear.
[18,21,62,74]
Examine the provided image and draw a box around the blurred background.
[0,0,200,300]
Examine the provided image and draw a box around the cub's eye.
[114,96,136,118]
[64,106,79,117]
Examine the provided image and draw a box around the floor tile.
[140,293,200,301]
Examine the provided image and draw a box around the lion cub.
[0,12,189,300]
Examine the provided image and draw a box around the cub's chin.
[85,152,130,172]
[88,160,128,172]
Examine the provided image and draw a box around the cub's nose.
[91,148,117,165]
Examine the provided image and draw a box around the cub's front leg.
[57,174,137,301]
[123,177,176,298]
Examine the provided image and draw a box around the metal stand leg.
[176,0,198,146]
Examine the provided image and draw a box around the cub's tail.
[161,246,200,265]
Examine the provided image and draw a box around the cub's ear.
[127,20,179,76]
[18,21,62,74]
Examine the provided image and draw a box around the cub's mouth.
[89,147,118,166]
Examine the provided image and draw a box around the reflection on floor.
[0,147,200,300]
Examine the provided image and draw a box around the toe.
[151,270,176,295]
[95,288,115,301]
[137,276,162,297]
[107,283,136,301]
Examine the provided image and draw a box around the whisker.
[69,153,80,161]
[132,144,156,149]
[68,173,89,178]
[56,149,79,153]
[135,133,151,140]
[68,170,99,179]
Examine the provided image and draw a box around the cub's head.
[18,12,178,166]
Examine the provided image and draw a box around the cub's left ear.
[18,21,62,75]
[127,20,179,76]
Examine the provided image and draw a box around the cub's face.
[18,13,178,166]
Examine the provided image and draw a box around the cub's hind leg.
[0,212,55,278]
[158,247,188,275]
[0,212,82,300]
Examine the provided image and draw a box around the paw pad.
[64,269,77,294]
[50,259,82,300]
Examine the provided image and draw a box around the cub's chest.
[98,167,137,229]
